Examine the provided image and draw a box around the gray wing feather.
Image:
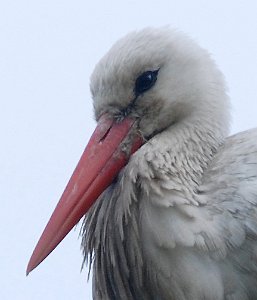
[200,128,257,249]
[196,128,257,297]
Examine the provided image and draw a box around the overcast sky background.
[1,1,257,299]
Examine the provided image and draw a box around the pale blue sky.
[1,1,257,299]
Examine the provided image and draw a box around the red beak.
[26,114,143,275]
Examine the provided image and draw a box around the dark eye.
[134,70,159,96]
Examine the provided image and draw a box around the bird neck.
[131,117,226,205]
[81,112,228,299]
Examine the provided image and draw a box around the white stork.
[27,28,257,300]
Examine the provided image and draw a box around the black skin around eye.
[134,70,159,97]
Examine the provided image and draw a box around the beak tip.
[26,267,31,276]
[26,263,33,276]
[26,256,37,276]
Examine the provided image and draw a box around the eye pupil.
[134,70,159,96]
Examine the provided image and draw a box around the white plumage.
[26,27,257,300]
[81,28,257,299]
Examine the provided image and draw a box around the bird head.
[27,28,229,274]
[91,28,229,139]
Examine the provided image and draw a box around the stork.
[27,28,257,299]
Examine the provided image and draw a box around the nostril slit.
[99,126,112,143]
